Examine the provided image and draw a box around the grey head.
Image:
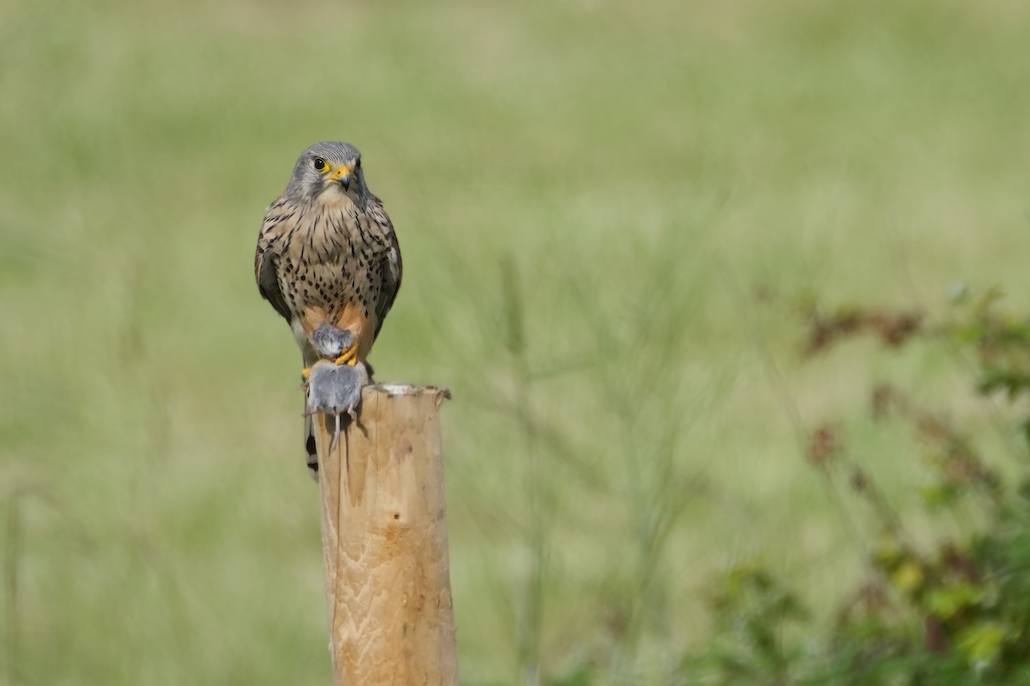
[285,141,369,203]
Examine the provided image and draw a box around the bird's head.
[286,141,367,204]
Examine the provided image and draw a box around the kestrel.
[255,141,402,476]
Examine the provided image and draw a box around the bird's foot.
[334,343,359,367]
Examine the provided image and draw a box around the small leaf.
[891,561,925,594]
[921,484,957,509]
[926,583,982,620]
[873,539,904,569]
[956,622,1005,666]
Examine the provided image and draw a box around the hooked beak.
[330,165,352,191]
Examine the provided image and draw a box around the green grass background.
[2,0,1030,683]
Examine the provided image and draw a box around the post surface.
[314,383,458,686]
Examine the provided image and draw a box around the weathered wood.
[313,383,458,686]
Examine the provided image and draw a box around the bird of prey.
[255,141,402,476]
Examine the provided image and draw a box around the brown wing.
[255,197,294,324]
[369,195,402,340]
[256,250,292,324]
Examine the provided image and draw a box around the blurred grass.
[1,0,1030,683]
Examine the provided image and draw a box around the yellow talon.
[334,343,358,367]
[301,367,311,379]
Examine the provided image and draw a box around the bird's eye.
[312,157,327,172]
[355,158,361,170]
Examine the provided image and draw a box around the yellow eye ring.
[312,157,328,173]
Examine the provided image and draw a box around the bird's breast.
[275,204,388,312]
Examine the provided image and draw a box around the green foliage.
[680,294,1030,685]
[686,562,810,685]
[533,295,1030,686]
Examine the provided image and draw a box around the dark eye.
[355,158,361,170]
[313,157,327,171]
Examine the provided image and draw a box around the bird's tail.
[302,347,320,481]
[304,413,318,481]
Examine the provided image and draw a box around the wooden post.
[313,383,458,686]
